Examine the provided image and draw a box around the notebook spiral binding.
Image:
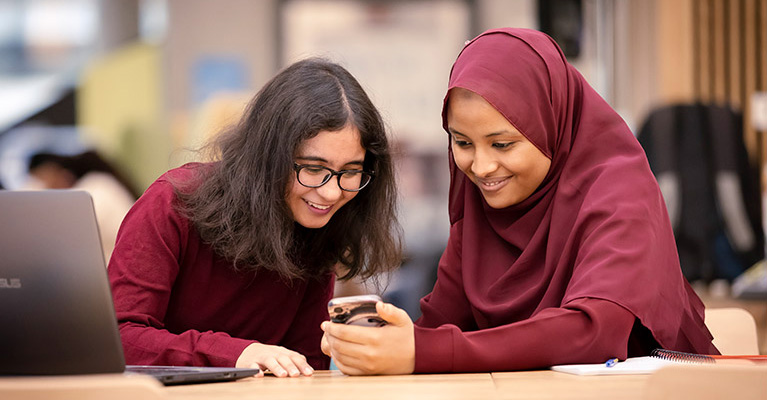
[651,349,716,364]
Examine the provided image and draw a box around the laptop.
[0,190,260,385]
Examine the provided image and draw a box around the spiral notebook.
[551,349,767,376]
[552,356,675,375]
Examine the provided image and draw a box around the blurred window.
[280,0,472,152]
[0,0,166,77]
[0,0,98,76]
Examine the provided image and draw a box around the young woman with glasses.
[108,58,402,378]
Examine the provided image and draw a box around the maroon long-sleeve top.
[108,168,333,369]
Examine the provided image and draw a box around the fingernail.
[290,368,299,376]
[321,322,327,330]
[304,367,314,375]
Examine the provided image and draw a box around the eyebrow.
[296,155,365,167]
[449,128,518,139]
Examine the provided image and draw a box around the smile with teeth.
[305,199,331,210]
[478,177,509,188]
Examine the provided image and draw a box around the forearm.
[118,320,253,367]
[413,298,634,373]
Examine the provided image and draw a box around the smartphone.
[327,294,387,327]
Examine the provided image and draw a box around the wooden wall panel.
[657,0,696,103]
[744,0,758,162]
[685,0,765,164]
[696,0,712,102]
[759,0,767,181]
[712,0,727,103]
[728,0,742,108]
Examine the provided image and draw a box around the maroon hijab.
[442,28,715,353]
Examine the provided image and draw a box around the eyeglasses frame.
[293,163,375,192]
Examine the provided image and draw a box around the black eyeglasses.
[293,163,374,192]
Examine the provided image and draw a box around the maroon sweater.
[108,167,333,369]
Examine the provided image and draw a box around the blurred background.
[0,0,765,350]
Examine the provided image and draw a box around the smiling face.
[447,88,551,209]
[287,125,366,229]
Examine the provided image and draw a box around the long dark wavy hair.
[174,58,402,281]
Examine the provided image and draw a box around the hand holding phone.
[327,294,387,327]
[321,297,416,375]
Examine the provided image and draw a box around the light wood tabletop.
[163,370,498,400]
[0,369,644,400]
[491,370,649,400]
[2,365,765,400]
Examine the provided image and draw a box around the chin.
[483,195,519,209]
[485,201,509,209]
[295,216,332,229]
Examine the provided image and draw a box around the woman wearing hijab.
[320,28,717,375]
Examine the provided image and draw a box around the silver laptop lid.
[0,190,125,375]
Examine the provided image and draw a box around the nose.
[315,178,344,201]
[470,148,499,177]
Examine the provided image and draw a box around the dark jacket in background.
[637,103,764,283]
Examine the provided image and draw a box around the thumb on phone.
[376,302,411,327]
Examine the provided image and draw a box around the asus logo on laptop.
[0,278,21,289]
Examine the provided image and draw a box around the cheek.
[520,151,551,188]
[536,159,552,181]
[451,147,472,174]
[286,180,307,204]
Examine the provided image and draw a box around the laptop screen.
[0,190,260,385]
[0,190,125,375]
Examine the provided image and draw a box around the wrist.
[235,342,261,368]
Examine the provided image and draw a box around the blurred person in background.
[27,150,139,262]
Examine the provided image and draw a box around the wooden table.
[0,370,651,400]
[166,370,503,400]
[2,365,765,400]
[491,370,648,400]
